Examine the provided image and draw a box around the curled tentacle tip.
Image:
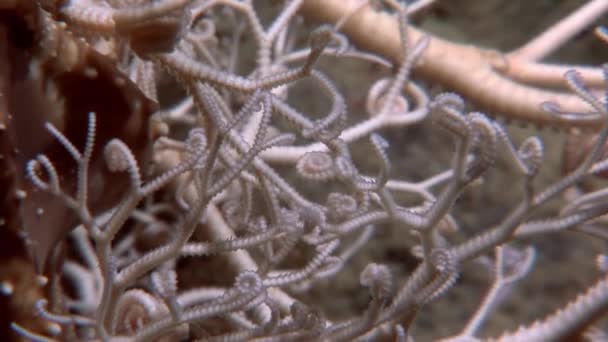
[234,271,263,294]
[360,263,393,301]
[296,151,336,181]
[309,25,335,51]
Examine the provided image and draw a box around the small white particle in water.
[46,323,62,336]
[0,281,14,295]
[36,208,44,216]
[37,275,48,286]
[15,189,26,200]
[83,67,98,79]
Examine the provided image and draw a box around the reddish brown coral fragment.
[0,4,157,274]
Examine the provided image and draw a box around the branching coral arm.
[299,0,604,130]
[492,274,608,341]
[509,0,608,61]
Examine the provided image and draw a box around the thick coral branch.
[299,0,603,130]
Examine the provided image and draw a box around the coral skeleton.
[3,0,608,341]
